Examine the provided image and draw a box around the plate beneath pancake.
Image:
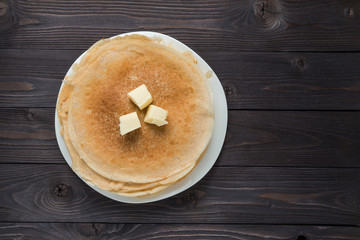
[55,31,228,204]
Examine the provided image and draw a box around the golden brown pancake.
[59,87,197,195]
[57,34,214,196]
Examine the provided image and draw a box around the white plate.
[55,31,228,204]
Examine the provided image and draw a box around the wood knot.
[53,184,70,197]
[183,191,196,204]
[0,0,9,17]
[344,8,354,17]
[254,1,265,17]
[0,0,15,32]
[252,0,283,31]
[296,58,305,70]
[25,109,34,121]
[177,189,206,206]
[296,235,308,240]
[92,223,99,235]
[223,86,234,96]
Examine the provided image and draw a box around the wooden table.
[1,0,360,239]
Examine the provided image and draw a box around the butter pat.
[119,112,141,135]
[128,84,153,110]
[144,105,168,127]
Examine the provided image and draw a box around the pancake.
[60,94,197,195]
[57,34,214,195]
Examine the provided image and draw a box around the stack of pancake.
[57,34,214,197]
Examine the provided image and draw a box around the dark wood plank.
[0,49,80,108]
[1,50,360,109]
[0,223,359,240]
[224,110,360,167]
[2,108,360,167]
[1,0,360,51]
[0,108,60,163]
[0,164,359,224]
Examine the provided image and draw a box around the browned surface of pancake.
[57,34,214,195]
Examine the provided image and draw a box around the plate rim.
[55,31,228,204]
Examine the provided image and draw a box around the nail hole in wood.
[54,184,70,197]
[297,235,307,240]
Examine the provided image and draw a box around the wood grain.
[0,164,359,224]
[0,0,15,32]
[0,223,359,240]
[1,49,360,109]
[1,0,360,51]
[1,0,360,237]
[1,108,360,167]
